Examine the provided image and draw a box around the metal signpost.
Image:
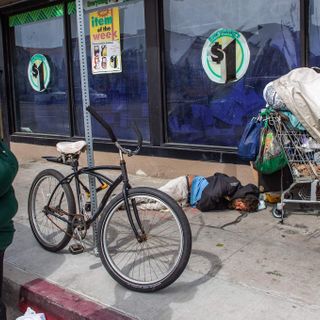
[75,0,98,250]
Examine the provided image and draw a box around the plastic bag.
[238,117,263,161]
[301,136,320,151]
[281,111,305,131]
[254,128,287,174]
[16,307,46,320]
[263,81,287,110]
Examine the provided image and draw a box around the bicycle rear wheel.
[98,187,192,292]
[28,169,75,252]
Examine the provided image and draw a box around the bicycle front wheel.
[28,169,76,252]
[98,187,192,292]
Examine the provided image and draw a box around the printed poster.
[89,8,122,74]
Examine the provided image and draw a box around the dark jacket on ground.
[196,173,259,212]
[0,141,18,251]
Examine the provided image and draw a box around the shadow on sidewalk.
[111,249,222,319]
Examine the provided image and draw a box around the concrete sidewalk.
[3,159,320,319]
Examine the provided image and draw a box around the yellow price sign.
[90,8,120,43]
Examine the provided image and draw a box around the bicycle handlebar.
[86,106,143,156]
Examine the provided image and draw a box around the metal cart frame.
[268,111,320,221]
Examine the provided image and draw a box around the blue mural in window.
[163,0,301,147]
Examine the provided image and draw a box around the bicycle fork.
[120,156,146,243]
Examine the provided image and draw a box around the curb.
[4,262,135,320]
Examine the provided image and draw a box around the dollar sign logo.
[32,63,38,78]
[31,62,45,91]
[210,42,224,64]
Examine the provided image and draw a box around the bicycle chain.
[46,207,87,241]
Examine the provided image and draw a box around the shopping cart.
[268,111,320,220]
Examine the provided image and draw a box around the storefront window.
[163,0,300,147]
[11,5,70,135]
[71,0,150,141]
[309,0,320,66]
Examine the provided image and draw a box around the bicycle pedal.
[69,244,84,255]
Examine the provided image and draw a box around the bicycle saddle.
[56,141,87,155]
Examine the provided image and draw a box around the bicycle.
[28,106,192,292]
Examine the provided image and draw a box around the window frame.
[5,1,73,136]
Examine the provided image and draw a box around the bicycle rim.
[31,175,71,248]
[100,192,186,288]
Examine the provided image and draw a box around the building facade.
[0,0,319,179]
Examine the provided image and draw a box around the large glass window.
[71,0,150,141]
[309,0,320,66]
[163,0,300,147]
[11,5,70,135]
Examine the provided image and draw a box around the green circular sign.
[28,54,50,92]
[201,28,250,84]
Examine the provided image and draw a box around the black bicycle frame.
[44,160,145,240]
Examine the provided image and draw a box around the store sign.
[201,28,250,84]
[28,54,51,92]
[89,8,122,74]
[85,0,128,10]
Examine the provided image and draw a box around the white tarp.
[273,67,320,142]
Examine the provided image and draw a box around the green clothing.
[0,141,18,251]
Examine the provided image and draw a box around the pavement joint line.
[222,277,320,311]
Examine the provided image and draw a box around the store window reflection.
[12,7,70,135]
[71,0,150,141]
[163,0,300,147]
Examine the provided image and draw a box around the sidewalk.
[4,159,320,319]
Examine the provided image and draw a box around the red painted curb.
[19,279,134,320]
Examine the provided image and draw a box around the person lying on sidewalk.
[139,173,259,213]
[192,173,259,212]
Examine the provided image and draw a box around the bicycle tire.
[28,169,76,252]
[98,187,192,292]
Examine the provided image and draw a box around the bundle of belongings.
[238,67,320,177]
[270,67,320,140]
[264,67,320,137]
[139,173,260,213]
